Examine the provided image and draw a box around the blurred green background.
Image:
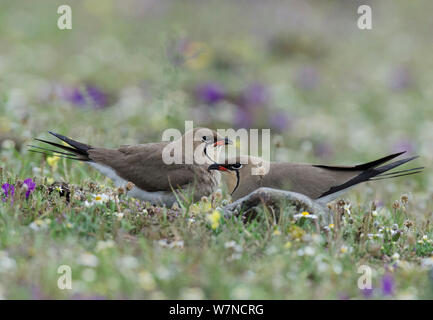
[1,0,432,165]
[0,0,432,299]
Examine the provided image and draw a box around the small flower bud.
[404,220,414,228]
[214,189,223,199]
[171,202,179,210]
[126,181,135,191]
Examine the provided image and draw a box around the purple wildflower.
[314,141,334,160]
[195,83,225,105]
[338,292,350,300]
[295,65,319,90]
[31,285,47,299]
[1,183,14,202]
[381,273,394,296]
[86,85,108,109]
[388,67,412,91]
[233,108,254,128]
[269,111,290,132]
[392,138,415,155]
[361,287,374,299]
[241,83,269,108]
[23,178,36,199]
[61,85,109,109]
[62,87,86,106]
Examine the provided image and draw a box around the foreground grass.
[0,156,432,299]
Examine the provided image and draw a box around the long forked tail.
[314,151,407,171]
[28,131,93,161]
[370,157,424,180]
[318,154,424,199]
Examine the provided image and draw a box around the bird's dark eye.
[231,163,243,169]
[202,136,208,142]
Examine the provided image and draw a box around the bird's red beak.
[213,137,232,147]
[208,163,228,172]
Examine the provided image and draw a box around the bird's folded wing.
[88,144,200,192]
[267,163,360,199]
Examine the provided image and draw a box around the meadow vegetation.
[0,0,432,299]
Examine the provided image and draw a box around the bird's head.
[182,127,231,163]
[208,156,269,194]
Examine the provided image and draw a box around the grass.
[0,0,433,299]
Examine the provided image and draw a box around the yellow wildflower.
[284,241,292,249]
[184,42,212,69]
[328,224,334,229]
[47,156,60,170]
[138,270,156,290]
[0,117,11,133]
[301,211,309,216]
[273,229,281,236]
[288,225,305,240]
[208,210,221,230]
[202,201,212,212]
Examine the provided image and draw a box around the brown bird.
[208,152,423,205]
[29,128,231,206]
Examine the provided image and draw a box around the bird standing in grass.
[29,128,231,206]
[208,152,423,205]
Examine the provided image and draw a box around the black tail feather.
[34,138,85,155]
[314,151,406,171]
[369,156,419,176]
[28,145,77,157]
[318,155,421,199]
[29,132,93,161]
[376,166,424,177]
[28,149,85,161]
[370,170,423,181]
[48,131,91,154]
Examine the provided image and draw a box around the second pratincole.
[208,152,423,205]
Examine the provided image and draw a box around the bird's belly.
[90,162,128,186]
[128,187,176,206]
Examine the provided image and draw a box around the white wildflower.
[95,240,115,252]
[78,253,99,267]
[343,203,351,215]
[94,194,110,204]
[138,270,156,290]
[224,241,242,253]
[180,287,205,300]
[392,252,400,260]
[81,268,96,282]
[118,255,139,269]
[0,252,16,273]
